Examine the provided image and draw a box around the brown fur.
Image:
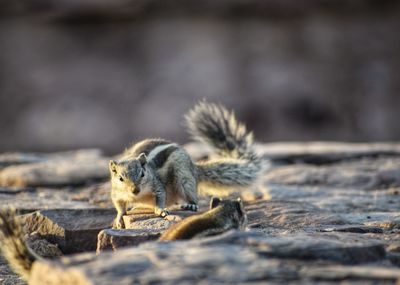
[159,198,247,241]
[0,209,41,281]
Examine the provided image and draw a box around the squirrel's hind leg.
[153,177,170,218]
[176,174,199,212]
[181,203,198,211]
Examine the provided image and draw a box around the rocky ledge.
[0,142,399,284]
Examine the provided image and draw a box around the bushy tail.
[185,101,267,194]
[196,158,265,188]
[185,101,254,159]
[0,209,39,281]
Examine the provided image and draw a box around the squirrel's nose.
[132,188,140,195]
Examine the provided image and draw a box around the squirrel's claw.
[160,210,169,218]
[155,207,169,218]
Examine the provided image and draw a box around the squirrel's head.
[210,197,248,231]
[109,153,147,196]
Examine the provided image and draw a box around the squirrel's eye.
[141,171,145,178]
[119,176,124,182]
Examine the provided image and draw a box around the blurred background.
[0,0,399,154]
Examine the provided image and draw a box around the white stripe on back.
[147,143,177,162]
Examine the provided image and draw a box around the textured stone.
[200,231,386,264]
[245,200,347,233]
[96,229,161,253]
[0,150,109,187]
[27,242,293,285]
[0,188,99,213]
[0,187,35,194]
[258,142,400,164]
[2,144,400,284]
[25,232,394,285]
[0,150,102,168]
[387,242,400,253]
[388,253,400,267]
[122,210,196,230]
[301,265,400,281]
[264,158,400,190]
[320,226,384,234]
[26,233,63,258]
[254,234,386,264]
[123,217,175,231]
[23,209,116,253]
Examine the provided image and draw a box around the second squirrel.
[159,197,247,241]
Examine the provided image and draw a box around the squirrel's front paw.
[154,207,170,218]
[113,216,125,229]
[164,215,182,222]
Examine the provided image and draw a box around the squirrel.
[110,101,266,229]
[0,209,41,281]
[159,197,247,241]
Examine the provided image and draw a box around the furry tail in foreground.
[0,209,40,281]
[185,101,267,192]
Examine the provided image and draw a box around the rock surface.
[97,229,161,253]
[26,233,63,258]
[22,209,116,253]
[1,142,400,284]
[258,142,400,164]
[27,232,400,285]
[0,149,109,187]
[122,209,202,230]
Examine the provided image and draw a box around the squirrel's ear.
[109,160,118,174]
[138,153,147,166]
[210,197,222,209]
